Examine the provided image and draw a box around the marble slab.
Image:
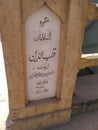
[25,6,61,101]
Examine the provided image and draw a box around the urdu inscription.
[25,6,61,101]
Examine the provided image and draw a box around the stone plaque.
[25,6,61,101]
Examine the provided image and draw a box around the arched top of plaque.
[25,5,61,101]
[25,5,61,29]
[22,1,67,23]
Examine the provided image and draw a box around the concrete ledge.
[7,109,71,130]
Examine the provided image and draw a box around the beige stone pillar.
[0,0,93,129]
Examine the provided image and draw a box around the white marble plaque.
[25,6,61,101]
